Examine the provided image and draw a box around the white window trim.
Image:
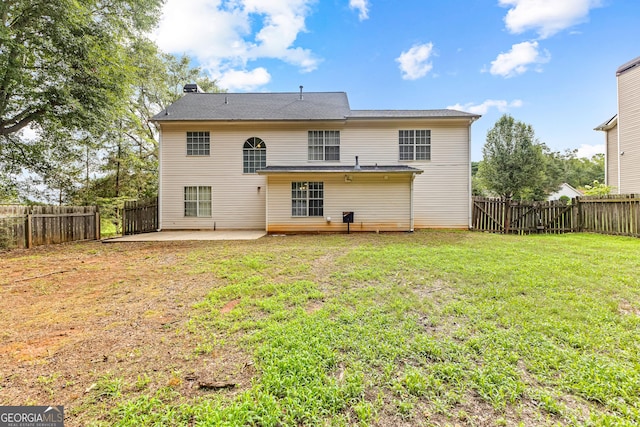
[291,181,324,217]
[308,130,340,162]
[399,129,431,161]
[186,131,210,156]
[243,137,267,174]
[184,186,212,217]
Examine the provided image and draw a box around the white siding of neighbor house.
[605,122,619,190]
[159,118,472,231]
[618,65,640,194]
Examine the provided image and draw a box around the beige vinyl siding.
[266,173,412,233]
[159,118,472,231]
[159,124,266,229]
[341,120,471,228]
[412,124,470,228]
[618,65,640,193]
[605,123,619,190]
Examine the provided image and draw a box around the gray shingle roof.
[349,109,480,119]
[151,91,482,122]
[152,92,351,121]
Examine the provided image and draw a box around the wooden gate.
[123,198,158,235]
[472,197,575,234]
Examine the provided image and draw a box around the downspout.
[157,126,163,231]
[265,177,269,233]
[410,173,415,232]
[468,118,475,229]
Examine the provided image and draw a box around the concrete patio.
[104,230,267,242]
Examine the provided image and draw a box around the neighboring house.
[547,183,583,201]
[152,88,480,233]
[595,55,640,193]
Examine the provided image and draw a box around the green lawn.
[97,231,640,426]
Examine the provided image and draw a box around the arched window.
[243,137,266,174]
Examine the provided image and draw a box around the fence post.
[575,197,582,232]
[504,197,512,234]
[95,210,101,240]
[25,213,33,249]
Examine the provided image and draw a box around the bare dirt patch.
[0,240,252,425]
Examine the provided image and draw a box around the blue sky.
[153,0,640,161]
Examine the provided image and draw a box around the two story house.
[595,55,640,193]
[152,88,479,233]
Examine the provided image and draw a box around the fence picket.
[0,205,99,249]
[472,195,640,238]
[123,198,158,235]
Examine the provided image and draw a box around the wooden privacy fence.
[472,194,640,237]
[0,205,100,249]
[472,197,574,234]
[123,198,158,235]
[577,194,640,237]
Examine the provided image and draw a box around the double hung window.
[399,130,431,161]
[308,131,340,161]
[291,182,323,217]
[187,131,210,156]
[184,186,211,217]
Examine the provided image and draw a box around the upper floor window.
[399,130,431,161]
[308,130,340,161]
[187,131,210,156]
[243,137,266,174]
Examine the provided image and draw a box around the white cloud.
[349,0,369,21]
[489,41,550,77]
[499,0,602,39]
[153,0,319,91]
[576,143,605,158]
[396,43,435,80]
[447,99,523,115]
[218,68,272,91]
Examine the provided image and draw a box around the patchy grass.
[1,232,639,426]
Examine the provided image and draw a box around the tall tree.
[477,114,546,200]
[0,0,163,157]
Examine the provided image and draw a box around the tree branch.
[0,110,45,136]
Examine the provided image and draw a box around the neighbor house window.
[187,131,210,156]
[399,130,431,161]
[291,182,323,217]
[308,130,340,161]
[243,137,266,173]
[184,186,211,217]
